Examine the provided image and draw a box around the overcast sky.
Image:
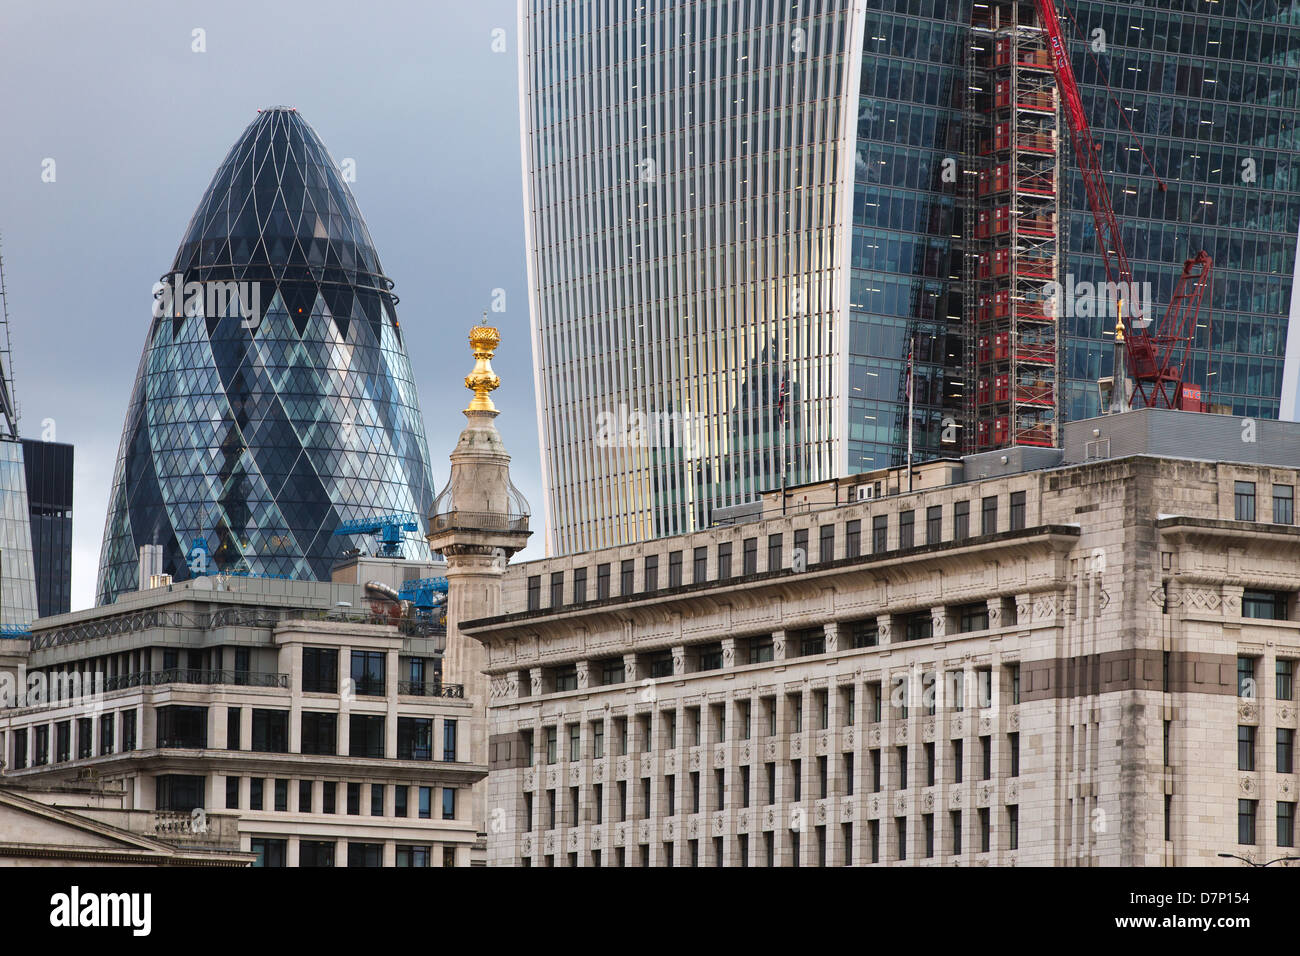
[0,0,541,611]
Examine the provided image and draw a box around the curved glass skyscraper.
[97,108,435,604]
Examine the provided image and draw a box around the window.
[597,657,623,687]
[251,778,264,811]
[717,543,733,579]
[871,750,881,793]
[350,650,385,696]
[122,710,136,751]
[1280,660,1295,701]
[251,709,288,753]
[1239,725,1256,771]
[819,525,835,563]
[693,547,708,582]
[1279,802,1296,848]
[669,551,683,587]
[951,810,962,855]
[1239,656,1257,697]
[99,715,114,756]
[697,643,723,671]
[225,776,240,809]
[593,784,603,824]
[53,721,70,762]
[443,787,456,820]
[981,496,998,534]
[897,747,907,789]
[276,778,289,812]
[441,719,457,761]
[923,814,935,858]
[12,729,26,770]
[419,786,432,819]
[620,559,634,595]
[346,782,360,815]
[545,726,558,764]
[742,538,757,575]
[300,712,337,755]
[842,686,856,726]
[226,707,241,751]
[644,555,659,591]
[869,820,880,863]
[396,845,430,868]
[980,736,992,780]
[1009,491,1026,531]
[649,651,674,678]
[871,515,887,553]
[1235,481,1256,521]
[551,571,565,607]
[798,628,825,657]
[925,742,935,786]
[791,760,802,802]
[156,706,207,749]
[849,618,877,648]
[747,636,774,664]
[904,611,932,641]
[926,506,942,544]
[766,763,777,805]
[553,665,578,692]
[301,841,336,867]
[349,715,385,758]
[76,718,92,759]
[957,603,989,633]
[347,842,383,868]
[1238,799,1258,845]
[397,717,433,760]
[846,519,862,557]
[573,567,587,602]
[395,785,408,818]
[33,725,48,765]
[568,723,581,762]
[1009,733,1020,777]
[1279,729,1294,774]
[895,817,907,861]
[954,501,970,539]
[251,838,287,868]
[952,739,964,783]
[155,774,205,813]
[597,563,610,599]
[1007,805,1019,850]
[979,807,991,852]
[899,511,914,549]
[1243,590,1287,621]
[765,534,783,572]
[369,784,383,816]
[527,575,541,610]
[323,782,336,814]
[740,701,751,740]
[1010,664,1021,704]
[1275,485,1295,524]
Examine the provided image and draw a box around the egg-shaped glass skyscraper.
[97,108,435,604]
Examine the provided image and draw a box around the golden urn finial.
[465,313,502,411]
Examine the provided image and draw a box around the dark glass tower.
[97,108,436,604]
[21,438,73,618]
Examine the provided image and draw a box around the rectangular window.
[99,714,114,756]
[156,705,207,749]
[1009,733,1020,777]
[55,721,70,762]
[904,611,932,642]
[850,618,877,648]
[302,648,338,693]
[568,723,581,762]
[1010,664,1021,704]
[550,571,565,607]
[597,563,610,599]
[1235,480,1257,521]
[251,778,264,811]
[620,559,634,595]
[748,636,774,664]
[926,506,942,544]
[644,555,658,591]
[981,736,992,780]
[250,709,288,753]
[766,534,782,573]
[869,820,880,863]
[1239,656,1257,697]
[1239,725,1256,771]
[226,707,241,751]
[981,496,998,534]
[251,838,287,868]
[396,844,430,868]
[527,575,541,610]
[349,715,385,759]
[717,543,733,579]
[395,785,408,818]
[443,719,457,761]
[419,786,432,820]
[899,511,914,549]
[1278,728,1294,774]
[951,810,962,855]
[871,515,887,553]
[897,747,907,790]
[350,650,385,697]
[1279,802,1296,848]
[1243,590,1288,621]
[1009,491,1026,531]
[846,519,862,557]
[957,602,989,633]
[1007,805,1019,850]
[923,813,935,858]
[979,807,991,852]
[545,726,558,764]
[573,567,587,602]
[766,763,776,805]
[347,842,383,868]
[954,501,970,539]
[443,787,456,820]
[669,551,683,587]
[346,782,360,815]
[925,742,935,786]
[1239,799,1258,845]
[896,817,907,862]
[75,717,92,759]
[1275,484,1295,525]
[871,750,881,793]
[225,776,239,810]
[953,739,964,783]
[322,782,336,814]
[301,841,336,867]
[693,547,708,582]
[819,525,835,563]
[300,712,337,755]
[1280,660,1295,701]
[742,538,757,575]
[397,717,433,760]
[275,778,289,812]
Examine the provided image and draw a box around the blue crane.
[332,512,420,557]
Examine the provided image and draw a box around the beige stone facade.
[463,415,1300,866]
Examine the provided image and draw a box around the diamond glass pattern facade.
[521,0,858,554]
[0,439,40,635]
[97,108,435,605]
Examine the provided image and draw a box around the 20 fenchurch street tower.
[520,1,859,554]
[97,108,437,604]
[521,0,1300,555]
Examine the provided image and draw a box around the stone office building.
[463,409,1300,866]
[0,572,482,867]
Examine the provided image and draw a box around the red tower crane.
[1034,0,1213,411]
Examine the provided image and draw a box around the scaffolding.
[966,1,1061,451]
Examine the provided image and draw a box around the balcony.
[102,669,289,691]
[398,680,466,699]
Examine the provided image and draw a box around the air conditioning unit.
[856,484,875,501]
[149,573,173,589]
